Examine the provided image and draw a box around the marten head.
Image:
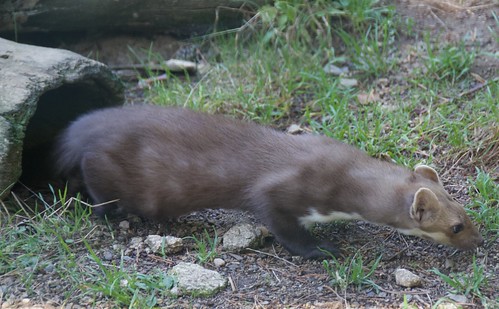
[399,165,484,250]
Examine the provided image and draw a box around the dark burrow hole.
[20,81,121,188]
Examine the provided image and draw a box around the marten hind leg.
[80,153,121,217]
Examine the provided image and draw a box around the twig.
[0,200,10,216]
[73,225,100,245]
[245,248,299,267]
[88,199,120,208]
[271,269,281,283]
[458,82,487,98]
[10,192,35,224]
[440,151,468,178]
[228,275,237,292]
[417,83,450,103]
[109,64,163,71]
[323,285,347,304]
[385,247,410,261]
[376,285,432,295]
[183,68,214,107]
[428,7,448,30]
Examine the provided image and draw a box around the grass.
[336,15,397,77]
[423,35,476,84]
[322,251,382,292]
[0,189,92,290]
[1,0,498,307]
[84,242,175,308]
[431,255,489,304]
[0,189,176,308]
[189,228,219,265]
[468,168,499,241]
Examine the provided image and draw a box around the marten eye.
[452,224,464,234]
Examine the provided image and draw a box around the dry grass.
[450,123,499,179]
[468,124,499,173]
[406,0,498,12]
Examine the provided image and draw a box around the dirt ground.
[3,0,498,308]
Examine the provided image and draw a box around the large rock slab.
[0,37,124,199]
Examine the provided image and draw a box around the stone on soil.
[339,78,358,88]
[128,237,144,250]
[222,223,265,252]
[169,262,226,296]
[145,235,184,254]
[118,220,130,230]
[436,303,460,309]
[446,294,468,303]
[323,63,349,76]
[394,268,422,287]
[213,258,226,267]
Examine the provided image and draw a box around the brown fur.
[54,105,483,258]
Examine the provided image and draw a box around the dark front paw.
[299,241,341,259]
[317,240,342,258]
[285,240,342,260]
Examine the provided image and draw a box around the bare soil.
[2,0,498,308]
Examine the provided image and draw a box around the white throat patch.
[396,228,449,243]
[299,208,364,228]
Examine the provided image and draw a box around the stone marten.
[54,105,484,258]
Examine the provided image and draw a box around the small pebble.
[119,220,130,230]
[103,251,114,261]
[287,124,303,134]
[120,279,128,287]
[213,258,225,267]
[394,268,422,287]
[339,78,358,88]
[444,258,455,269]
[169,286,179,295]
[446,294,468,303]
[44,264,55,274]
[129,237,143,249]
[323,63,349,75]
[436,303,459,309]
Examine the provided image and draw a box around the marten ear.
[410,188,440,223]
[415,165,440,183]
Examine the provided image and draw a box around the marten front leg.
[257,208,341,259]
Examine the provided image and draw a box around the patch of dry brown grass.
[406,0,498,12]
[458,123,499,177]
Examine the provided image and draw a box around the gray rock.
[145,235,184,254]
[287,124,303,134]
[213,258,226,267]
[0,37,123,199]
[169,262,226,296]
[394,268,422,287]
[222,223,265,252]
[323,63,349,76]
[44,264,55,274]
[339,78,358,88]
[118,220,130,230]
[128,237,144,250]
[112,243,125,251]
[446,293,468,303]
[102,251,114,261]
[436,303,460,309]
[444,258,455,269]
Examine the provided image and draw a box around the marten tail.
[53,132,80,178]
